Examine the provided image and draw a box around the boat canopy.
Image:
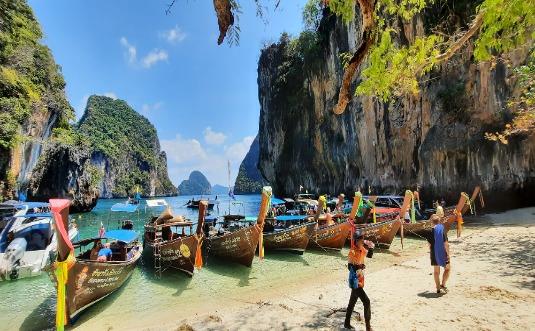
[276,215,308,222]
[111,203,138,213]
[244,216,257,223]
[271,197,285,206]
[146,199,168,208]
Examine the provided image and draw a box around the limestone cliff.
[0,0,73,200]
[77,95,177,198]
[28,143,99,212]
[258,8,534,208]
[234,135,268,194]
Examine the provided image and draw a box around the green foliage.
[356,31,442,100]
[486,50,535,143]
[77,95,176,197]
[475,0,535,61]
[78,96,158,163]
[321,0,534,104]
[303,0,323,31]
[0,0,73,157]
[327,0,355,24]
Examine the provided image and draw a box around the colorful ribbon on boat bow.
[54,253,75,331]
[194,233,203,270]
[257,187,272,260]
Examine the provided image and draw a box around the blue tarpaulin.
[105,229,139,244]
[111,203,138,213]
[276,215,307,222]
[14,202,49,209]
[271,197,285,206]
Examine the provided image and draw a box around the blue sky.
[29,0,307,186]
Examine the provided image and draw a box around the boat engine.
[0,237,27,280]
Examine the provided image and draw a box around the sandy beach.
[71,208,535,331]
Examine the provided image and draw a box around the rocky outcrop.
[77,95,177,198]
[234,135,268,194]
[178,171,211,195]
[27,143,99,212]
[258,8,535,209]
[0,0,73,200]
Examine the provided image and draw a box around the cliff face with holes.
[257,9,534,208]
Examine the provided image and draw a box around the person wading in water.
[427,214,451,293]
[345,230,374,330]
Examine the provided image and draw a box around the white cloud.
[103,92,118,100]
[161,135,208,165]
[120,37,168,69]
[142,49,168,68]
[160,25,187,44]
[224,136,255,161]
[120,37,137,64]
[161,134,256,186]
[141,102,163,115]
[203,127,227,145]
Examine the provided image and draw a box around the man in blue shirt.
[97,243,113,262]
[426,215,450,294]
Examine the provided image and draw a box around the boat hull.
[353,218,401,249]
[263,222,316,254]
[206,224,261,267]
[308,221,351,250]
[51,250,142,322]
[402,214,456,237]
[143,235,199,276]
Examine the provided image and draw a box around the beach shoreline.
[69,208,535,331]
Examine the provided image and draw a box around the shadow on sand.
[417,290,445,299]
[138,261,193,297]
[204,258,253,287]
[264,250,311,266]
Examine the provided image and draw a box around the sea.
[0,194,429,330]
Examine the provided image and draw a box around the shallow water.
[0,194,430,330]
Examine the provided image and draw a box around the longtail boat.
[204,187,271,267]
[143,202,206,277]
[346,193,402,249]
[262,215,316,254]
[48,199,142,327]
[307,195,351,250]
[400,186,481,237]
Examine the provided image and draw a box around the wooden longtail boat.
[344,193,403,249]
[400,187,480,237]
[307,196,351,250]
[48,199,142,326]
[143,202,206,277]
[204,187,271,267]
[263,215,316,254]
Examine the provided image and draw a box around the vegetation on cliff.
[178,171,211,196]
[0,0,73,199]
[76,95,177,197]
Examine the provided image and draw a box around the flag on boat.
[228,189,236,200]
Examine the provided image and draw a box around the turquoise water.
[0,194,428,330]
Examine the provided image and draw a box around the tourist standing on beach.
[345,230,374,330]
[427,214,450,293]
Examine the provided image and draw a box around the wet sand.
[68,208,535,330]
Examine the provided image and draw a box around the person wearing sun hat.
[345,230,375,330]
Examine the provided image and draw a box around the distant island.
[178,171,211,195]
[212,184,231,195]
